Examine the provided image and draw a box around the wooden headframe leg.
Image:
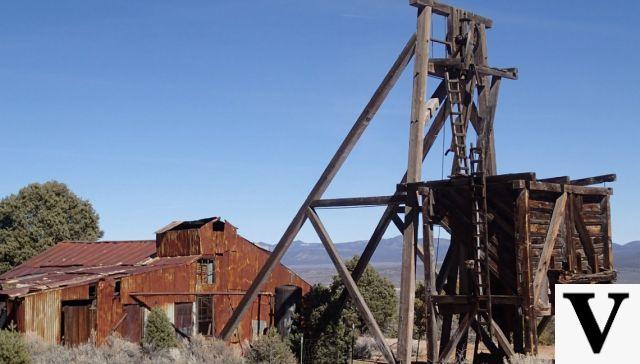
[219,30,419,340]
[306,208,396,364]
[398,5,433,363]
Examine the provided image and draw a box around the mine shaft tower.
[220,1,616,363]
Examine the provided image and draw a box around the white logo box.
[555,284,637,363]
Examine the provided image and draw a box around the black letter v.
[563,293,629,353]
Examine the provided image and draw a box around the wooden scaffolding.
[219,1,616,363]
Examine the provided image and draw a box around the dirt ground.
[360,338,554,363]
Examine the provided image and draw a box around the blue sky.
[1,0,638,245]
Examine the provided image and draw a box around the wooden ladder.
[445,71,469,176]
[469,144,492,337]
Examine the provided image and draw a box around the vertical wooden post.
[515,189,536,354]
[422,190,438,363]
[398,5,432,363]
[602,195,613,270]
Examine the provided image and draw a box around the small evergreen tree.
[330,256,397,335]
[0,329,30,364]
[247,329,296,364]
[0,181,103,273]
[143,307,178,350]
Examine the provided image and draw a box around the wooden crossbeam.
[570,174,616,186]
[532,192,567,306]
[409,0,494,28]
[306,208,396,364]
[310,195,405,208]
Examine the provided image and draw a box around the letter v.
[563,293,629,353]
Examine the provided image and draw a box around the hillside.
[262,236,640,285]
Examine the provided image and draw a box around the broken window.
[197,258,215,284]
[196,295,213,336]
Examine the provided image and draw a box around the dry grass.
[24,333,245,364]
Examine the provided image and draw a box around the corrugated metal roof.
[0,255,200,298]
[0,240,156,280]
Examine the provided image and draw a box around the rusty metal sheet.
[1,241,156,280]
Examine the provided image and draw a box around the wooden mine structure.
[220,1,616,362]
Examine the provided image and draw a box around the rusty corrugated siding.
[23,290,61,344]
[157,230,201,257]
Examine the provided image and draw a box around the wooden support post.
[422,190,438,363]
[439,310,474,364]
[219,32,418,340]
[532,192,567,306]
[601,196,613,270]
[307,208,396,364]
[398,6,432,363]
[439,240,459,355]
[515,189,536,353]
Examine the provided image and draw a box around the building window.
[197,258,214,284]
[197,295,213,336]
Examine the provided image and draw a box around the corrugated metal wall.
[23,290,61,344]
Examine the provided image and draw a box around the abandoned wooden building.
[0,217,310,346]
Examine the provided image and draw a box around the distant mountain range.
[259,236,640,285]
[258,235,450,268]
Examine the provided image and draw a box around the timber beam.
[409,0,494,28]
[310,195,405,208]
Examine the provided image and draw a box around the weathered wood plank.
[532,193,567,306]
[570,174,616,186]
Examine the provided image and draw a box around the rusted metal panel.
[23,290,61,344]
[118,305,142,342]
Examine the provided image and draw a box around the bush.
[352,336,374,360]
[186,334,244,364]
[0,329,30,364]
[143,307,179,351]
[26,333,144,364]
[247,329,295,364]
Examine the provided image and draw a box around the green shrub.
[143,307,178,351]
[0,329,30,364]
[247,329,296,364]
